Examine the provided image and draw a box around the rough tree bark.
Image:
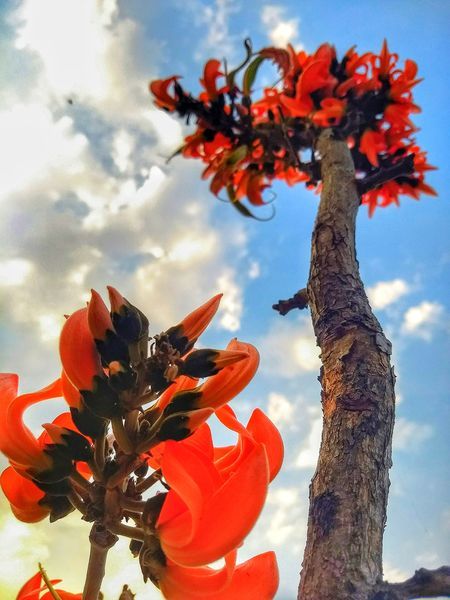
[298,130,396,600]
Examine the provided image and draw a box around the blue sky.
[0,1,449,598]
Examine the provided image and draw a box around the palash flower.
[0,466,48,523]
[3,289,281,598]
[144,409,283,596]
[0,374,64,479]
[159,549,279,600]
[149,39,436,217]
[0,376,92,523]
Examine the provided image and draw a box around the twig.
[273,288,309,315]
[111,416,134,454]
[107,521,146,541]
[357,154,415,195]
[68,490,87,515]
[82,523,118,600]
[70,470,92,495]
[135,469,162,494]
[372,565,450,599]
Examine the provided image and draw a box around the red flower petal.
[59,308,102,391]
[1,467,48,523]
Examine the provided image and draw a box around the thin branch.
[82,523,118,600]
[357,154,415,195]
[107,521,146,541]
[273,288,309,315]
[68,490,87,515]
[119,585,136,600]
[372,566,450,599]
[135,469,162,494]
[70,470,92,495]
[111,416,134,454]
[94,427,107,473]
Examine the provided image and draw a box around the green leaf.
[165,144,184,163]
[225,145,248,167]
[243,56,265,96]
[226,185,274,220]
[226,38,253,89]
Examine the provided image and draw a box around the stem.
[120,495,147,512]
[106,521,146,541]
[38,563,62,600]
[82,524,118,600]
[70,470,92,495]
[298,130,396,599]
[134,414,165,453]
[94,428,107,473]
[106,456,142,490]
[125,409,139,437]
[111,416,134,454]
[68,490,87,515]
[135,469,162,494]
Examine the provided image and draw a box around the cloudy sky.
[0,0,449,598]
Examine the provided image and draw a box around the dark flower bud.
[70,404,107,439]
[34,478,72,496]
[43,423,93,462]
[108,286,149,345]
[40,495,75,522]
[81,376,122,419]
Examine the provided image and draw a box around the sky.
[0,0,449,598]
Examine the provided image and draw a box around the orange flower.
[156,433,269,566]
[150,76,180,111]
[160,340,259,419]
[199,59,228,101]
[159,550,279,599]
[359,129,386,167]
[0,374,60,475]
[59,308,103,392]
[1,467,49,523]
[164,293,222,354]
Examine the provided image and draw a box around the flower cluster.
[1,288,282,599]
[150,40,436,217]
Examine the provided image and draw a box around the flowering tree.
[1,289,283,599]
[150,41,450,599]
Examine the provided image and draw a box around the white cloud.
[261,5,301,48]
[265,487,305,546]
[248,260,260,279]
[15,0,113,101]
[194,0,240,59]
[401,301,444,340]
[0,104,89,200]
[112,129,135,174]
[367,279,410,310]
[267,392,296,430]
[0,258,33,286]
[259,316,320,378]
[216,269,243,332]
[393,417,433,451]
[383,562,408,583]
[147,110,183,154]
[295,408,322,469]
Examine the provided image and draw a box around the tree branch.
[272,288,309,315]
[372,566,450,599]
[82,523,118,600]
[356,154,415,195]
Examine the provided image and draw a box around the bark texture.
[298,130,396,600]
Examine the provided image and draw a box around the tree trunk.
[298,130,396,600]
